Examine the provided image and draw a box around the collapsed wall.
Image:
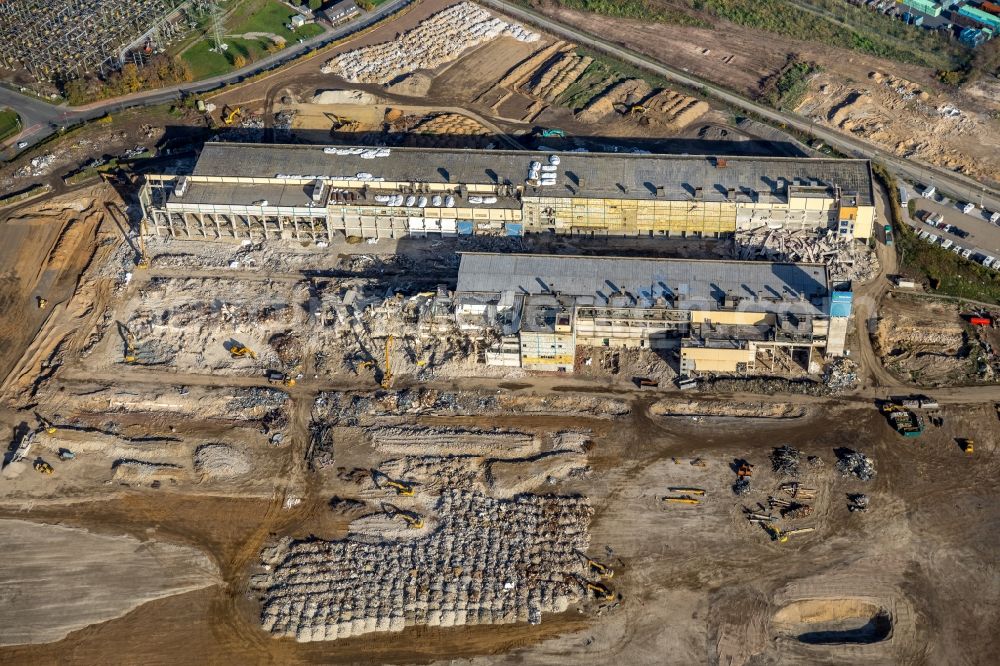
[258,489,593,641]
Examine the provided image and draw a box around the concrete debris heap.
[836,449,876,481]
[734,227,879,283]
[257,489,593,641]
[322,2,539,83]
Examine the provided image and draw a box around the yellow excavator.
[578,577,615,601]
[37,415,57,435]
[762,522,788,543]
[372,470,415,496]
[584,556,614,580]
[382,502,424,529]
[136,219,149,269]
[328,113,358,132]
[230,343,257,360]
[381,335,393,389]
[117,321,138,364]
[34,459,54,475]
[223,105,243,125]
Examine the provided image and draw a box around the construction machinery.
[33,459,53,475]
[372,470,415,496]
[37,297,47,309]
[667,487,706,495]
[266,370,295,387]
[628,104,647,117]
[762,523,788,543]
[662,496,700,505]
[223,105,243,125]
[135,219,149,269]
[381,335,393,389]
[880,402,924,437]
[118,321,138,364]
[37,415,57,435]
[539,128,566,138]
[959,438,974,455]
[737,462,754,477]
[229,343,258,360]
[581,579,615,601]
[382,503,424,529]
[327,113,359,132]
[582,555,614,579]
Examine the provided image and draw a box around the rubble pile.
[256,489,592,641]
[823,357,860,392]
[733,227,879,283]
[848,493,870,512]
[732,476,751,496]
[322,3,539,83]
[836,449,876,481]
[369,426,538,456]
[771,445,802,476]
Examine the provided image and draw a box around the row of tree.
[61,55,194,105]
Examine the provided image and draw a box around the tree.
[121,63,143,93]
[232,54,247,69]
[308,0,322,8]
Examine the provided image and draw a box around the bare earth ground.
[531,5,1000,185]
[0,181,996,664]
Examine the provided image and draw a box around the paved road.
[484,0,1000,215]
[0,0,411,153]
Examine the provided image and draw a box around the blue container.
[505,223,524,237]
[457,221,474,235]
[830,291,853,318]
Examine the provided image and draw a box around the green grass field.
[231,0,324,42]
[180,0,323,79]
[0,108,21,142]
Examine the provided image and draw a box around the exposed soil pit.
[649,399,806,419]
[773,598,893,646]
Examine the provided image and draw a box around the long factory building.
[453,253,853,374]
[140,143,877,241]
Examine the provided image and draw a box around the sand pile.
[193,444,251,479]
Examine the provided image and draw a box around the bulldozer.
[33,459,54,475]
[372,470,415,496]
[959,438,974,455]
[229,343,257,360]
[382,502,424,529]
[37,297,47,309]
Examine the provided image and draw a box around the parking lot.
[901,183,1000,267]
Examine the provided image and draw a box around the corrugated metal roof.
[456,253,830,315]
[190,143,874,206]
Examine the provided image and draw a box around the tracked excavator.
[372,470,415,496]
[229,343,257,360]
[381,502,424,529]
